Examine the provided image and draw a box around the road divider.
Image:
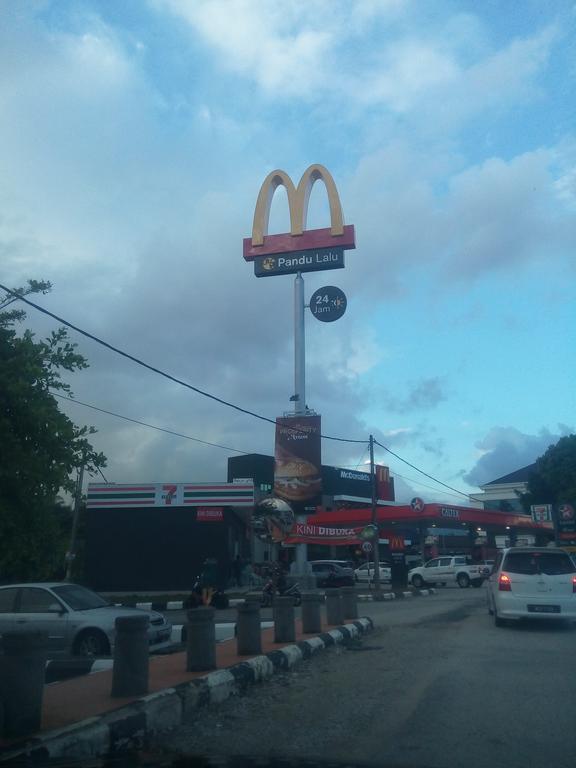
[3,617,374,763]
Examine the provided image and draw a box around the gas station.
[289,501,555,563]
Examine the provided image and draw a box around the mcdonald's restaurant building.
[228,455,554,564]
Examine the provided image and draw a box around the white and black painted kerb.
[357,588,436,602]
[2,619,373,763]
[128,592,433,611]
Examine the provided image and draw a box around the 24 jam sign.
[309,286,347,323]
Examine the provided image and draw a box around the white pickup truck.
[408,555,490,589]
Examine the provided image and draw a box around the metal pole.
[370,435,382,596]
[294,271,307,575]
[294,272,305,415]
[65,455,85,581]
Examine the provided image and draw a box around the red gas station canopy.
[304,503,553,532]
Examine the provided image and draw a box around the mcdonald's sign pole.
[294,271,306,416]
[244,165,356,581]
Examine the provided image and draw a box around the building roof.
[483,463,536,487]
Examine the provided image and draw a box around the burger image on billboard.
[274,455,322,501]
[274,415,322,512]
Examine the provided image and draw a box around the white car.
[354,563,391,584]
[487,547,576,626]
[0,582,172,657]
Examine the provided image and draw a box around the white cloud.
[155,0,334,96]
[464,425,574,487]
[1,2,573,496]
[156,0,556,130]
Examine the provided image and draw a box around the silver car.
[0,582,172,657]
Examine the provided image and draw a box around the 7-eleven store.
[283,502,554,562]
[85,482,254,591]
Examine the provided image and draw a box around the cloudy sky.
[2,0,575,504]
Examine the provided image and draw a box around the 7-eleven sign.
[530,504,552,523]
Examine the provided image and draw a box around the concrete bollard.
[111,615,149,698]
[236,601,262,655]
[0,630,48,738]
[341,586,358,620]
[273,596,295,643]
[186,606,216,672]
[301,592,323,634]
[325,588,343,625]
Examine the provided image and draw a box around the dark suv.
[310,560,355,588]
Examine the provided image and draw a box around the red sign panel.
[389,535,405,551]
[284,523,362,546]
[197,507,224,522]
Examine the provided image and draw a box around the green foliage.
[0,281,106,581]
[520,435,576,511]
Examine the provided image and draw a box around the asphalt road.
[154,586,576,768]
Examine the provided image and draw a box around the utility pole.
[65,455,86,581]
[369,435,382,597]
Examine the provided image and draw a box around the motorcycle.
[185,576,230,610]
[261,577,302,607]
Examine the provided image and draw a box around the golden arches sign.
[243,163,355,261]
[251,164,345,246]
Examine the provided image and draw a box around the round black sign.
[309,286,347,323]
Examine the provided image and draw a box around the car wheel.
[74,629,110,658]
[494,609,505,627]
[412,575,424,589]
[457,573,470,589]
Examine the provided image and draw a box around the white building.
[473,464,535,513]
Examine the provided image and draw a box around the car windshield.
[503,552,576,576]
[52,584,109,610]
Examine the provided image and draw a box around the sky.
[1,0,575,506]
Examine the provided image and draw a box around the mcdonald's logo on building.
[243,164,356,260]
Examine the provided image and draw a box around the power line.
[2,286,485,499]
[5,287,275,426]
[55,393,478,502]
[391,469,478,501]
[354,444,369,470]
[0,284,366,444]
[53,392,250,455]
[374,438,473,501]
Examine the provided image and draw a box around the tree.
[520,435,576,511]
[0,280,106,581]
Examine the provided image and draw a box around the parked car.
[309,561,354,588]
[354,563,392,584]
[310,559,355,570]
[0,582,172,657]
[408,555,489,589]
[487,547,576,626]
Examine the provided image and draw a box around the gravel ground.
[153,588,576,768]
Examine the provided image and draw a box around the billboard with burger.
[274,415,322,514]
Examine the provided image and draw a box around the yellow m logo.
[251,164,345,247]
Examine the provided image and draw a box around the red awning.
[303,503,553,531]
